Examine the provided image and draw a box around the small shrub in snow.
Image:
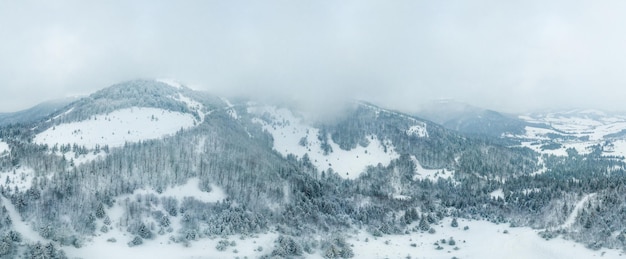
[216,240,230,251]
[463,226,469,231]
[128,236,143,247]
[451,218,458,228]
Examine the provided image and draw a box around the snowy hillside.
[248,105,399,179]
[1,80,624,258]
[34,107,197,149]
[508,110,626,157]
[348,218,623,259]
[0,140,8,156]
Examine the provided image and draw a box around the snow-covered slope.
[411,156,454,182]
[348,218,622,259]
[510,110,626,157]
[0,140,8,156]
[248,106,399,179]
[34,107,196,149]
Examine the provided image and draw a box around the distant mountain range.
[0,97,77,126]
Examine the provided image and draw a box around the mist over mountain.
[0,97,77,127]
[0,79,624,258]
[414,99,551,138]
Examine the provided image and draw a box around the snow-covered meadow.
[34,107,197,149]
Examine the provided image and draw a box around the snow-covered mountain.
[0,80,624,258]
[0,97,76,126]
[415,99,548,138]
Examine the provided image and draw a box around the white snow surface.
[406,124,428,137]
[34,107,197,149]
[411,156,454,181]
[65,230,278,259]
[0,140,8,156]
[1,196,47,244]
[61,151,107,166]
[133,178,226,204]
[220,97,238,119]
[249,106,399,179]
[0,166,35,191]
[562,193,596,229]
[347,217,623,259]
[490,189,504,200]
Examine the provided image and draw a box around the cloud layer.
[1,0,626,113]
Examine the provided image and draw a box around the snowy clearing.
[65,224,278,259]
[249,106,399,179]
[133,178,226,204]
[490,189,504,200]
[562,193,596,229]
[347,217,623,259]
[406,124,428,138]
[34,107,197,149]
[0,166,35,192]
[0,140,8,156]
[1,196,47,244]
[411,156,454,182]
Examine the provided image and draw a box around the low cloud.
[1,0,626,114]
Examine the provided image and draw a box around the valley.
[0,80,624,258]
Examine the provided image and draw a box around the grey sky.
[1,0,626,113]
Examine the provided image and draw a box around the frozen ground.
[34,107,197,149]
[346,218,623,259]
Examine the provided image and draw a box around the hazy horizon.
[2,1,626,114]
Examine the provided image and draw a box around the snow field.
[561,193,596,229]
[0,166,35,191]
[64,178,232,259]
[34,107,197,149]
[406,124,428,138]
[66,225,278,259]
[249,106,399,179]
[410,156,454,182]
[0,140,8,156]
[516,112,626,158]
[132,178,226,204]
[346,218,623,259]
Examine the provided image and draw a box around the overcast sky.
[1,0,626,113]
